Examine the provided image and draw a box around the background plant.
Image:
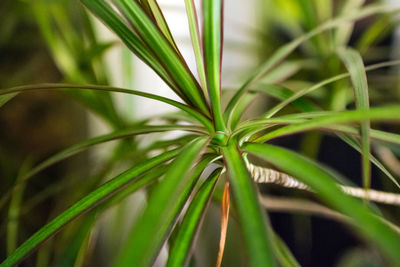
[1,0,400,266]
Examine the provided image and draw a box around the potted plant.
[1,0,400,266]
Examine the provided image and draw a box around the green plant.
[1,0,400,266]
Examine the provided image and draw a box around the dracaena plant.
[2,0,400,266]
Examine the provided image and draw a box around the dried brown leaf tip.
[216,181,230,267]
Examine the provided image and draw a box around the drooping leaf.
[0,83,213,131]
[338,133,400,190]
[243,143,400,264]
[240,83,399,191]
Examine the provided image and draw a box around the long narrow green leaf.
[203,0,226,133]
[252,106,400,143]
[116,137,209,267]
[224,4,400,126]
[184,0,208,96]
[254,84,317,113]
[80,0,185,101]
[166,168,221,267]
[141,0,180,53]
[222,141,276,267]
[6,160,32,255]
[287,122,400,190]
[338,47,371,189]
[113,0,209,115]
[243,143,400,264]
[72,214,97,267]
[263,74,348,119]
[234,83,317,128]
[99,166,167,212]
[33,1,85,82]
[0,83,213,131]
[338,134,400,190]
[370,129,400,145]
[229,93,256,131]
[357,15,392,54]
[0,149,180,267]
[333,126,400,146]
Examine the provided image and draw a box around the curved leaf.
[338,47,371,189]
[0,83,213,131]
[243,143,400,264]
[338,133,400,190]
